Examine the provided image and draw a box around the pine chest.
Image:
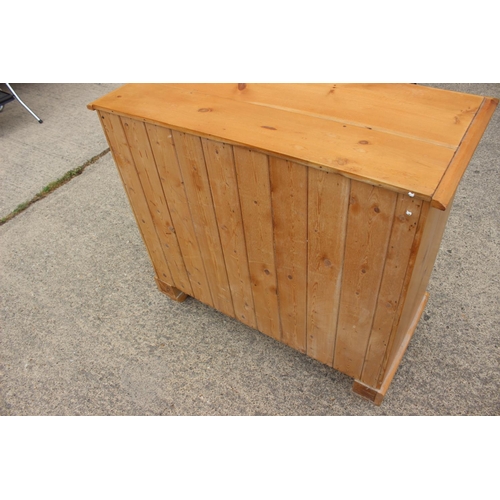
[89,84,497,404]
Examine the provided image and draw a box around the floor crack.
[0,148,110,226]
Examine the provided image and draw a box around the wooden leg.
[352,381,385,405]
[154,276,188,302]
[352,292,430,405]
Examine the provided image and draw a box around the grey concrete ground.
[1,83,499,415]
[0,83,121,218]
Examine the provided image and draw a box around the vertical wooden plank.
[233,147,281,341]
[379,198,453,386]
[120,117,192,295]
[359,194,423,388]
[202,138,257,328]
[358,292,429,404]
[306,169,350,365]
[334,181,398,379]
[97,111,173,285]
[145,123,213,306]
[269,157,308,352]
[396,202,451,338]
[172,130,235,318]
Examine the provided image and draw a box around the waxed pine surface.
[88,84,486,202]
[98,109,424,391]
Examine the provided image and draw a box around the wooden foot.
[352,292,430,405]
[352,381,385,405]
[154,277,188,302]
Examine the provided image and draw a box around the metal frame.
[1,84,43,123]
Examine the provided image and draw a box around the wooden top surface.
[89,84,497,209]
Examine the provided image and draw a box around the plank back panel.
[98,112,173,285]
[359,194,423,388]
[100,114,447,388]
[121,117,192,294]
[202,138,257,329]
[269,157,308,352]
[334,182,398,379]
[172,131,234,318]
[146,123,213,306]
[234,147,281,341]
[306,169,350,365]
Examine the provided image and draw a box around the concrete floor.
[0,83,121,218]
[1,83,499,415]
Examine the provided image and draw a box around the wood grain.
[202,138,257,328]
[432,97,498,210]
[378,292,429,399]
[170,83,483,148]
[306,169,350,365]
[382,200,453,382]
[146,123,213,306]
[121,116,192,294]
[354,292,430,405]
[334,181,397,379]
[98,112,173,286]
[234,147,281,341]
[172,130,234,317]
[359,194,423,388]
[269,157,308,352]
[88,84,456,201]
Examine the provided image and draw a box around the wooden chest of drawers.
[89,84,497,404]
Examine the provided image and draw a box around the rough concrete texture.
[0,83,121,218]
[0,83,499,415]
